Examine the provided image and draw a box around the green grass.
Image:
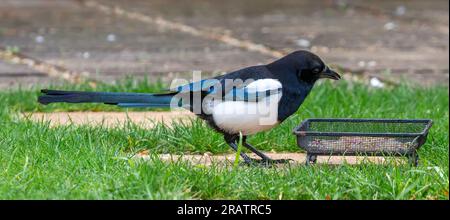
[0,78,448,199]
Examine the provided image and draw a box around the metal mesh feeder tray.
[293,118,433,166]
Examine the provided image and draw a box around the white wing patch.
[245,78,282,91]
[212,79,282,135]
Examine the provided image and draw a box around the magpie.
[38,50,340,165]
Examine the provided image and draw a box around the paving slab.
[141,152,405,166]
[0,0,448,87]
[0,59,59,88]
[0,0,268,82]
[24,110,196,128]
[97,0,449,85]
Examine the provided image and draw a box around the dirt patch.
[134,152,401,166]
[25,110,195,128]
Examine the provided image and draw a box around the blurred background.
[0,0,448,88]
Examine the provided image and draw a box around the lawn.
[0,77,448,199]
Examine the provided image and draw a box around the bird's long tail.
[38,89,177,108]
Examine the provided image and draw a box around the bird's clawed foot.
[242,158,293,167]
[225,135,294,167]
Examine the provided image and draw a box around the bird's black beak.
[320,66,341,80]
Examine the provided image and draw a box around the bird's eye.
[312,67,321,74]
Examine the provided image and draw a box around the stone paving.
[0,0,448,88]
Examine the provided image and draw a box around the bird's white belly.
[212,98,280,135]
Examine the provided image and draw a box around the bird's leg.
[241,136,271,160]
[224,135,254,165]
[242,136,292,165]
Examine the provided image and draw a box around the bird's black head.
[268,50,341,84]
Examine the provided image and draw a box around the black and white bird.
[38,50,340,165]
